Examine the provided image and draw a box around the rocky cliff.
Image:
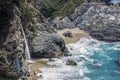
[29,23,66,58]
[0,0,116,79]
[53,3,120,42]
[0,0,66,79]
[0,1,27,79]
[72,3,120,42]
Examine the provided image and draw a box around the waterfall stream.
[21,26,31,60]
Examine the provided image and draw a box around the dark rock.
[115,59,120,66]
[66,59,77,66]
[90,61,102,66]
[64,53,72,57]
[0,2,28,79]
[63,31,73,37]
[52,17,75,29]
[30,24,66,58]
[79,56,88,61]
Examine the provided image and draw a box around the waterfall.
[21,26,31,60]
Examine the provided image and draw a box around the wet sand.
[28,59,49,80]
[58,28,90,44]
[28,28,90,80]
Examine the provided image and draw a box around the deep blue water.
[40,38,120,80]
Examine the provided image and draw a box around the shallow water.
[39,38,120,80]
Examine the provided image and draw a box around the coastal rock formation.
[0,1,27,79]
[63,31,73,38]
[52,17,75,29]
[66,59,77,66]
[73,3,120,42]
[54,3,120,42]
[0,0,67,79]
[1,0,119,79]
[30,24,66,58]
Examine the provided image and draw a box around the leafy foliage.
[21,3,39,22]
[41,0,84,17]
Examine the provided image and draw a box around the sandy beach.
[28,59,49,80]
[58,28,90,44]
[28,28,90,80]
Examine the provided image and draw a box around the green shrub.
[41,0,84,17]
[21,3,38,22]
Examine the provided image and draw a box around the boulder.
[64,53,72,57]
[66,59,77,66]
[63,31,73,37]
[52,17,75,29]
[30,24,66,58]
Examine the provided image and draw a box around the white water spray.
[21,26,31,60]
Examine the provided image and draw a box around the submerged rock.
[66,59,77,66]
[115,59,120,66]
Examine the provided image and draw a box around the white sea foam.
[113,44,120,50]
[39,38,95,80]
[39,38,120,80]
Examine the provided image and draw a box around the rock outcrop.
[17,0,67,59]
[53,3,120,42]
[73,3,120,42]
[66,59,77,66]
[52,17,75,29]
[0,1,27,79]
[29,23,66,58]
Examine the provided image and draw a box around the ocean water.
[39,38,120,80]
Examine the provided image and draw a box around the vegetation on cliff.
[40,0,84,17]
[21,3,39,22]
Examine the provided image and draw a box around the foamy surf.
[39,38,120,80]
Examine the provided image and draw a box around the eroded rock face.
[30,24,66,58]
[73,3,120,42]
[0,1,27,79]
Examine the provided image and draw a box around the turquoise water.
[84,43,120,80]
[40,38,120,80]
[111,0,120,2]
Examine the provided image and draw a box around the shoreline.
[57,28,91,44]
[28,28,91,80]
[28,59,49,80]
